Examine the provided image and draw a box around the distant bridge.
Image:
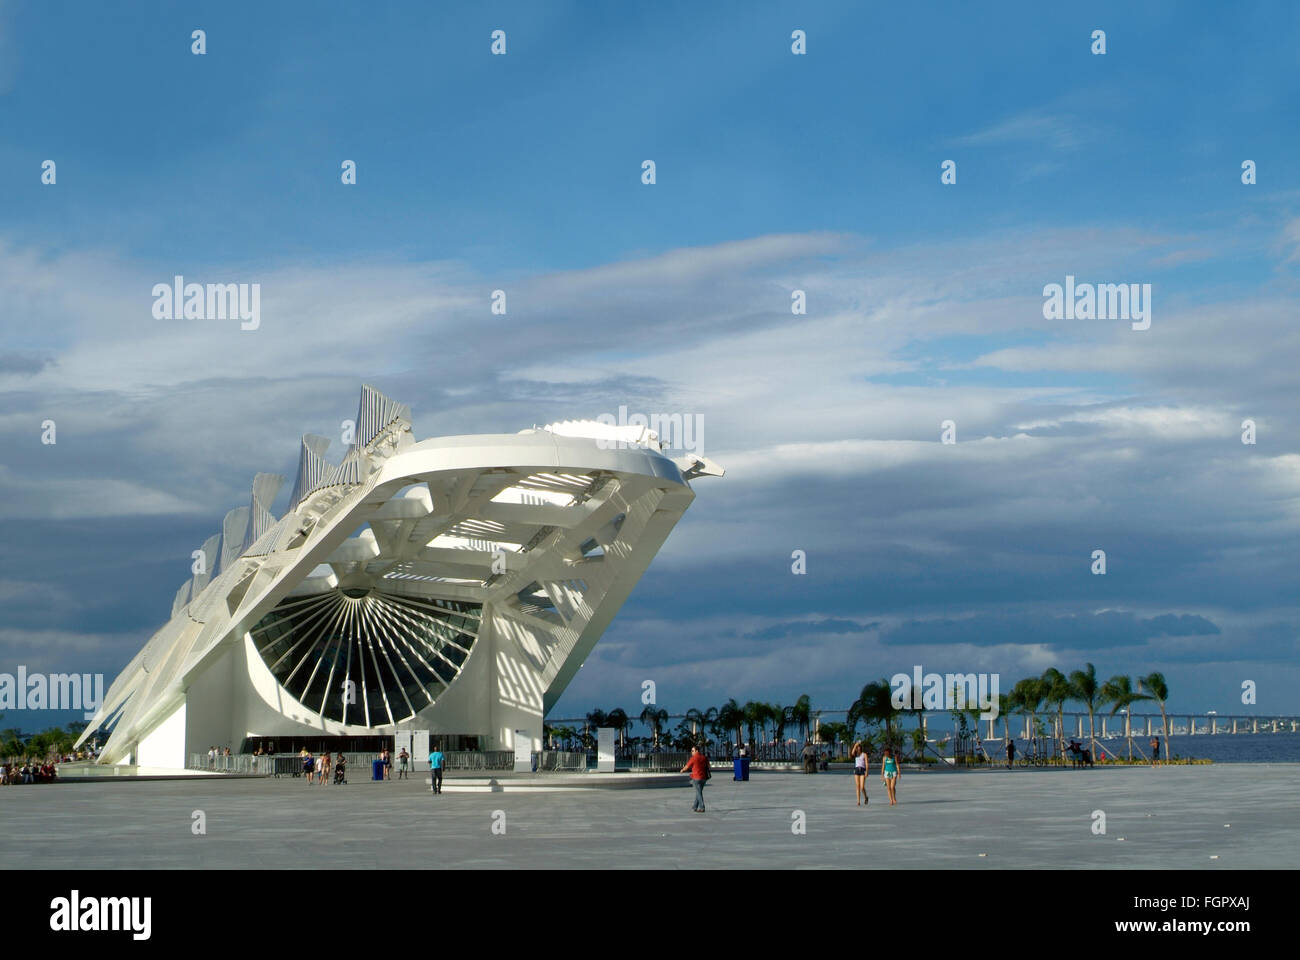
[549,711,1300,741]
[994,712,1300,740]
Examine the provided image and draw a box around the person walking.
[428,745,444,794]
[1149,736,1160,766]
[1005,739,1016,768]
[801,740,817,774]
[679,745,711,813]
[382,748,392,780]
[398,747,409,780]
[881,746,900,805]
[851,741,869,806]
[319,751,331,786]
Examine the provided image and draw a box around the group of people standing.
[0,761,57,784]
[299,749,347,784]
[293,746,446,789]
[851,742,899,806]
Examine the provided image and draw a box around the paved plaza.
[5,764,1298,869]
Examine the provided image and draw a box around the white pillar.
[596,727,616,773]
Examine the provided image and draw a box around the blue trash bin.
[372,758,383,781]
[733,757,750,781]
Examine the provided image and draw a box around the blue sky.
[3,1,1300,731]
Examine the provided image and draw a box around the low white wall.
[136,700,187,769]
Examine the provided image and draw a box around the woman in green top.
[881,747,899,805]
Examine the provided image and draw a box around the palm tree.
[716,699,744,752]
[1100,675,1153,762]
[769,703,792,749]
[944,682,978,760]
[995,691,1015,745]
[585,708,608,739]
[898,691,928,761]
[606,708,631,748]
[1140,672,1172,762]
[954,688,984,761]
[639,706,669,746]
[1069,664,1101,760]
[908,726,928,762]
[742,701,767,756]
[1010,676,1046,751]
[790,695,813,744]
[1041,667,1072,759]
[844,702,861,746]
[855,680,900,753]
[683,706,717,747]
[817,721,847,753]
[552,725,577,749]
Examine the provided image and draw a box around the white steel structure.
[79,386,721,768]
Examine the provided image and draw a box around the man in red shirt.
[680,745,711,813]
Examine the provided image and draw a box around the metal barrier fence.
[625,751,690,771]
[190,754,283,775]
[191,754,375,776]
[191,750,586,775]
[613,745,820,764]
[535,751,586,772]
[440,750,515,771]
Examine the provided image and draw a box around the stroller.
[334,755,348,784]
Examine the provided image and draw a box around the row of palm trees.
[1003,666,1172,762]
[544,698,819,755]
[548,667,1174,762]
[839,667,1174,762]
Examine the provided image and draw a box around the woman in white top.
[851,741,869,806]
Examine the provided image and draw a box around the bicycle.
[1014,740,1050,766]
